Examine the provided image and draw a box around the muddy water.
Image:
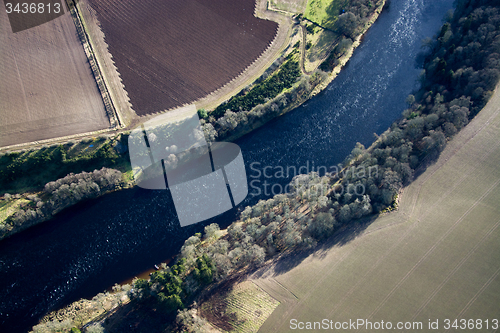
[0,0,454,331]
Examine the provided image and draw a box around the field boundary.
[0,127,118,152]
[71,0,137,127]
[190,0,294,111]
[64,0,121,129]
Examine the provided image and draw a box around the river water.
[0,0,454,331]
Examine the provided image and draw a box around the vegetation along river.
[0,0,454,331]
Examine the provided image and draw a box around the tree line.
[1,168,124,239]
[29,0,500,331]
[201,69,328,142]
[171,0,500,330]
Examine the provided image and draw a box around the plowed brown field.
[86,0,278,116]
[0,8,110,148]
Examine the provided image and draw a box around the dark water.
[0,0,454,331]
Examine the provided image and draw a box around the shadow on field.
[258,214,380,278]
[265,151,443,278]
[101,301,173,333]
[412,150,440,180]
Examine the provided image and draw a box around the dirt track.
[0,8,110,148]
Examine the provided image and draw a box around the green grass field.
[251,86,500,332]
[304,29,338,72]
[304,0,346,29]
[0,134,131,195]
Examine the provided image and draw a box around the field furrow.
[85,0,278,116]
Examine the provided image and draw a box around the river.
[0,0,454,331]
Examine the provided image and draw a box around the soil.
[86,0,279,116]
[0,8,110,148]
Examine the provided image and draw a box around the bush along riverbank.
[199,56,326,143]
[30,0,500,331]
[199,0,387,143]
[0,132,135,240]
[0,133,131,195]
[0,168,127,241]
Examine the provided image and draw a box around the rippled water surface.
[0,0,454,331]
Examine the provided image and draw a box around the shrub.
[212,59,300,118]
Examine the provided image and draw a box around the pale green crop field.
[201,281,279,333]
[253,86,500,332]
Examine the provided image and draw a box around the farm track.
[299,25,314,75]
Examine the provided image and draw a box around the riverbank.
[309,0,386,96]
[0,168,133,241]
[204,0,387,143]
[0,132,135,241]
[0,1,386,243]
[29,0,500,330]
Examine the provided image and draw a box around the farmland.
[249,86,500,332]
[0,7,110,148]
[200,281,280,333]
[84,0,279,116]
